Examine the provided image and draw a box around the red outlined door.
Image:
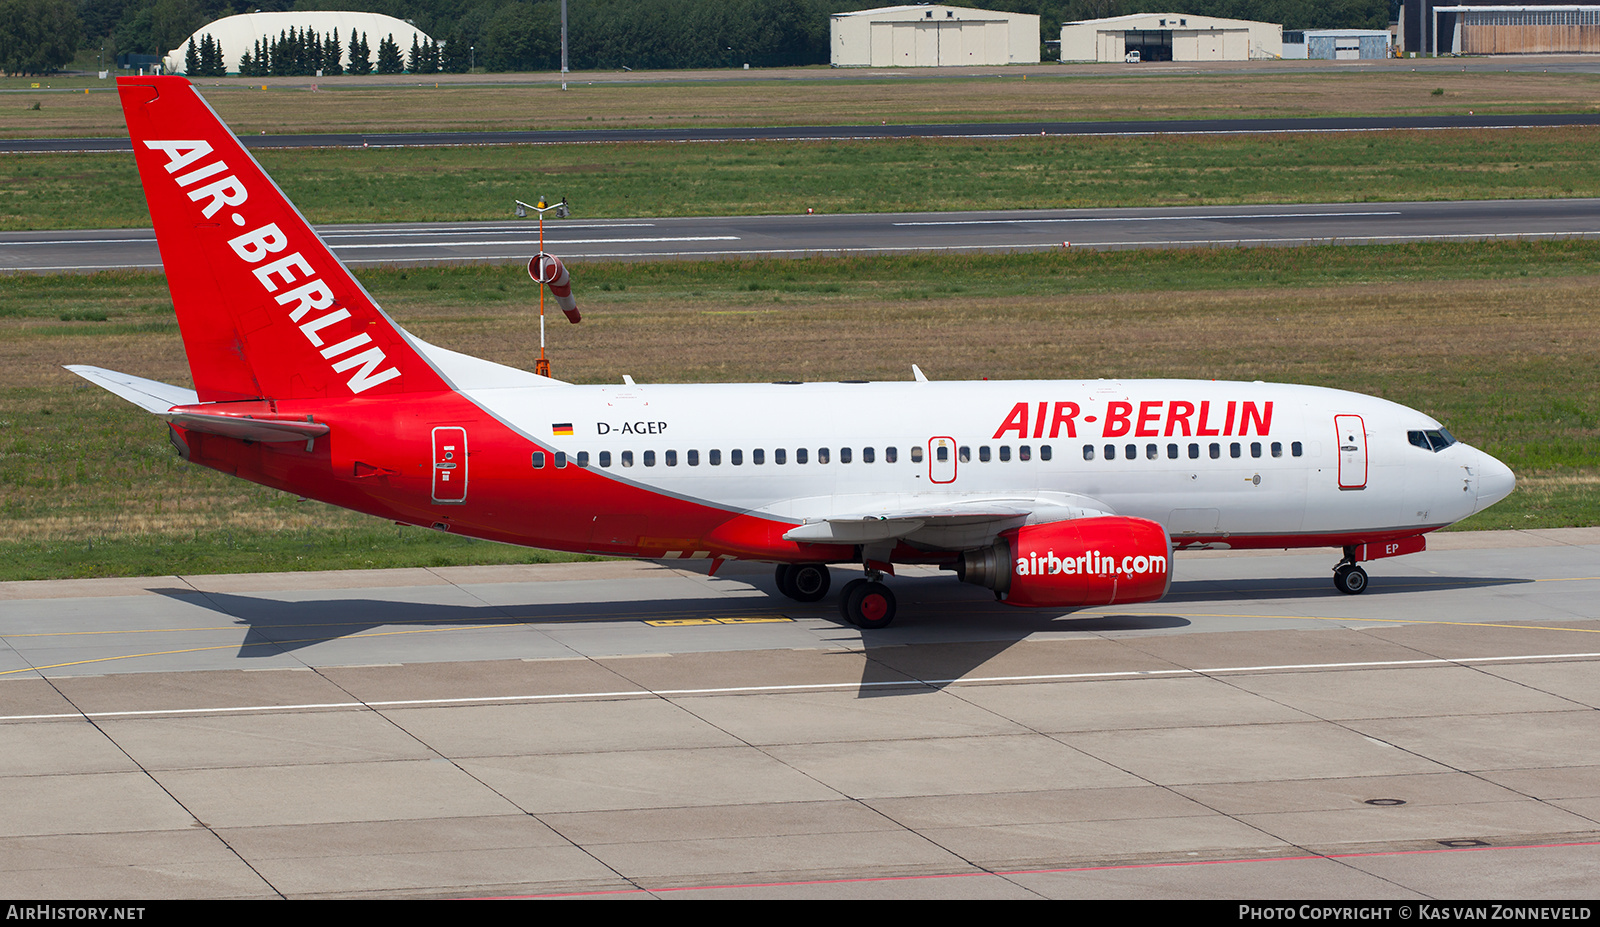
[1334,414,1367,490]
[928,436,957,484]
[432,426,468,503]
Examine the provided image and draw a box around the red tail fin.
[119,77,447,402]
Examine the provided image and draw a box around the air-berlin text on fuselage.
[993,400,1274,440]
[142,139,399,395]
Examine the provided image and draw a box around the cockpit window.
[1408,429,1457,452]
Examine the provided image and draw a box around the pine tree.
[184,39,199,74]
[376,34,403,74]
[407,34,421,73]
[348,32,372,75]
[323,28,342,76]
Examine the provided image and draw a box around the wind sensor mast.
[514,197,578,378]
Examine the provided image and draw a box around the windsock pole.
[537,210,549,377]
[515,197,575,379]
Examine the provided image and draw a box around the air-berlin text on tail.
[143,139,399,395]
[993,400,1274,440]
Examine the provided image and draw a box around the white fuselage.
[467,377,1514,549]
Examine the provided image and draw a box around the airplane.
[69,77,1517,630]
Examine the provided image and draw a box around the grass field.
[4,241,1597,580]
[8,126,1600,229]
[5,69,1600,137]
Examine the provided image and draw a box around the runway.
[2,529,1597,898]
[9,198,1600,272]
[10,111,1600,154]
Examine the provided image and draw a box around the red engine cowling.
[955,516,1172,607]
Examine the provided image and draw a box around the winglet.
[912,364,929,382]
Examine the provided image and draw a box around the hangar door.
[1123,30,1173,61]
[870,21,1010,66]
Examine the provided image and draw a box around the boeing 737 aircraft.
[70,77,1516,629]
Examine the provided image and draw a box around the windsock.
[528,253,580,323]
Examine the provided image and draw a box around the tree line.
[5,0,1397,77]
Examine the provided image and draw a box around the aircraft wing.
[782,494,1118,550]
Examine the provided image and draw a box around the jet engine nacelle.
[528,253,581,323]
[955,516,1173,607]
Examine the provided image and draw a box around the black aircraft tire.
[1334,564,1369,595]
[789,563,831,602]
[847,581,897,630]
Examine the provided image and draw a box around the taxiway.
[1,529,1596,898]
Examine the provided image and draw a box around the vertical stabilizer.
[119,77,447,402]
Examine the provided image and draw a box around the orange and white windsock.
[528,253,580,323]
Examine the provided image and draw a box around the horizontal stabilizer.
[65,364,198,412]
[66,364,327,444]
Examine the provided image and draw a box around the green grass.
[4,239,1597,579]
[7,127,1600,230]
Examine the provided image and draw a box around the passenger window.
[1146,444,1158,460]
[936,445,948,462]
[554,451,567,468]
[1209,443,1221,459]
[818,447,830,465]
[980,446,991,462]
[621,450,633,467]
[1040,445,1052,461]
[797,448,808,464]
[1083,444,1095,461]
[599,451,612,468]
[1104,444,1116,460]
[1019,445,1031,461]
[728,449,738,465]
[863,447,875,463]
[841,447,852,464]
[910,446,924,463]
[1168,443,1178,459]
[666,450,678,467]
[1292,441,1303,457]
[1125,444,1136,460]
[1250,442,1261,458]
[886,447,898,463]
[1188,443,1199,459]
[531,451,545,469]
[576,451,590,467]
[958,446,970,463]
[999,445,1011,462]
[1271,442,1282,458]
[775,449,786,465]
[753,449,764,465]
[644,450,657,467]
[1230,442,1241,459]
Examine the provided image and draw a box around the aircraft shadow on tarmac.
[149,569,1529,697]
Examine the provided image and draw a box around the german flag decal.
[552,423,574,436]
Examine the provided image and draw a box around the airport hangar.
[165,10,434,75]
[1060,13,1283,63]
[829,4,1041,67]
[1401,1,1600,56]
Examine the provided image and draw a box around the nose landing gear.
[1333,561,1368,595]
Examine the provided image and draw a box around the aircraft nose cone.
[1476,452,1516,512]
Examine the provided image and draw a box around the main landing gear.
[773,563,898,629]
[1333,561,1369,595]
